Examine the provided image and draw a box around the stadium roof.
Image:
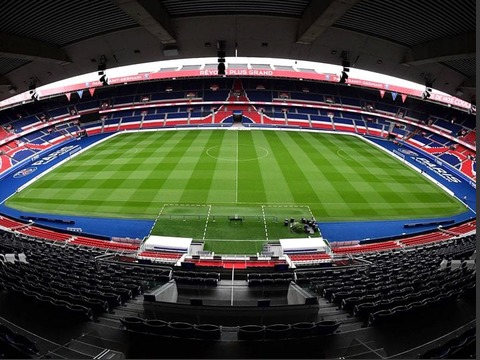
[0,0,475,103]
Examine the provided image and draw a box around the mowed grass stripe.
[5,130,465,222]
[179,131,225,203]
[264,131,322,204]
[10,131,204,218]
[314,134,400,216]
[298,133,460,219]
[78,131,199,216]
[334,136,458,205]
[296,132,361,216]
[251,131,296,204]
[238,131,268,203]
[300,133,373,217]
[144,131,204,205]
[207,132,236,203]
[295,133,350,214]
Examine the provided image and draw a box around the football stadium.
[0,1,476,359]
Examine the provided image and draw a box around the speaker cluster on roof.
[339,53,350,84]
[422,87,432,100]
[29,83,38,102]
[97,55,109,86]
[339,69,349,84]
[217,40,226,76]
[421,77,435,100]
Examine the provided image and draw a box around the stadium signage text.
[199,69,274,76]
[413,157,461,183]
[1,57,474,112]
[32,145,80,165]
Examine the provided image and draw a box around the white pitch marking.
[261,205,269,240]
[202,205,212,240]
[148,203,167,237]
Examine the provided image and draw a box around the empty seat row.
[288,253,331,262]
[120,318,221,340]
[0,323,41,359]
[247,272,293,280]
[120,317,340,341]
[237,320,340,340]
[3,282,94,321]
[354,289,462,324]
[174,270,220,280]
[175,277,218,286]
[138,251,183,259]
[332,241,401,254]
[418,325,476,359]
[368,290,462,327]
[248,278,292,287]
[70,237,139,251]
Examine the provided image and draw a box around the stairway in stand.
[222,78,264,124]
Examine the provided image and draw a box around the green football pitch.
[6,129,465,254]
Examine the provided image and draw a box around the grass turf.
[6,129,466,253]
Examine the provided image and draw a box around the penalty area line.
[306,205,316,220]
[261,205,268,240]
[148,203,167,238]
[203,205,212,240]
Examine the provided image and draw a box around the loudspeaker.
[190,298,203,306]
[257,299,270,307]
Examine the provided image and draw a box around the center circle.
[206,145,269,161]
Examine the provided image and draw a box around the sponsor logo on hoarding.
[414,157,461,183]
[13,167,37,178]
[398,148,418,157]
[32,145,79,165]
